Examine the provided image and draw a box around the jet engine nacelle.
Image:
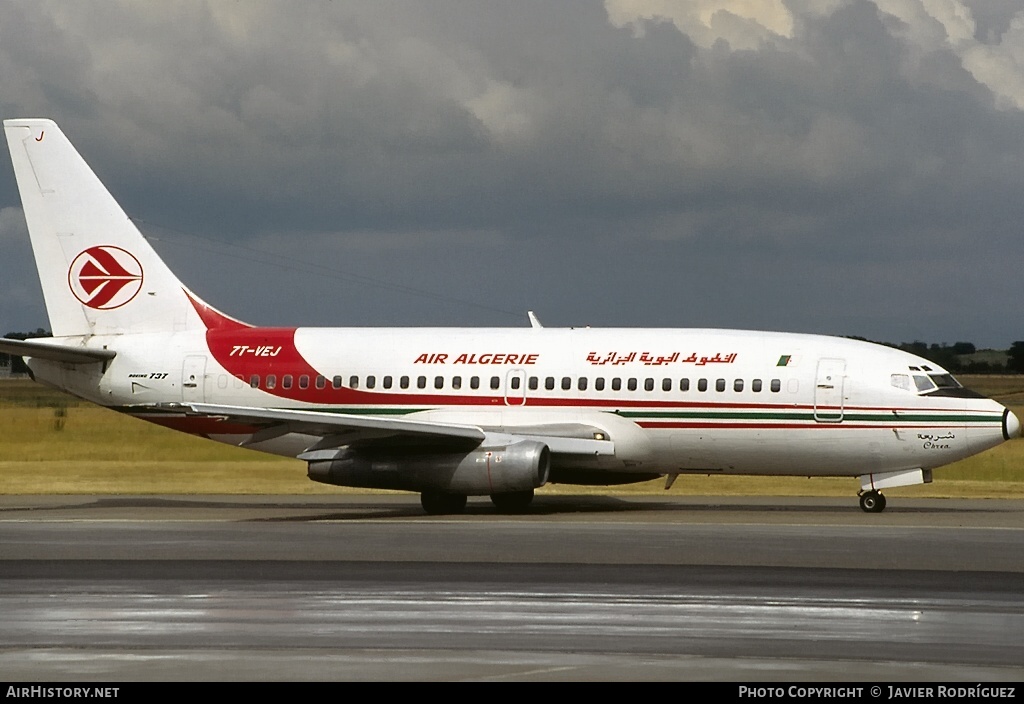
[307,441,551,495]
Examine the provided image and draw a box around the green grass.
[957,374,1024,403]
[1,377,1022,497]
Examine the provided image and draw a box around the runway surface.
[1,494,1022,681]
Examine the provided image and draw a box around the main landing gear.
[419,489,536,515]
[489,489,535,514]
[420,491,467,515]
[858,490,887,513]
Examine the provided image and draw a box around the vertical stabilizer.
[4,118,216,336]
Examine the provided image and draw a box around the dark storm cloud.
[1,0,1023,346]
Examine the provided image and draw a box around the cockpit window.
[913,375,936,392]
[890,374,911,391]
[899,367,970,396]
[928,373,961,390]
[913,368,983,397]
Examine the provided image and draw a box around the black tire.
[490,489,535,513]
[420,492,468,515]
[859,491,886,513]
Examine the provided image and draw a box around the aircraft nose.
[1004,408,1021,441]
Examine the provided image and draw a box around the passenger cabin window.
[752,379,762,392]
[662,378,672,392]
[679,379,689,392]
[770,379,781,392]
[471,376,481,390]
[644,378,654,392]
[734,379,743,392]
[366,375,376,389]
[452,376,462,390]
[266,375,277,390]
[528,377,538,390]
[349,375,359,389]
[299,375,309,389]
[250,375,260,388]
[510,376,520,390]
[716,379,725,392]
[333,375,343,389]
[627,378,637,391]
[282,375,292,389]
[417,376,427,389]
[612,378,622,391]
[383,376,393,389]
[435,376,444,389]
[490,376,500,390]
[315,375,325,389]
[545,377,555,390]
[578,377,587,391]
[595,378,605,391]
[400,376,409,389]
[698,378,708,392]
[561,377,572,391]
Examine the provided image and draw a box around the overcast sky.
[2,1,1023,347]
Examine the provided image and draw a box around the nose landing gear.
[858,490,886,513]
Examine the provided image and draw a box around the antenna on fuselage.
[527,311,543,329]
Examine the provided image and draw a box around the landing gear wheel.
[420,492,468,515]
[859,490,887,513]
[490,489,535,513]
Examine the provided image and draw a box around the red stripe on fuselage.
[185,289,253,331]
[204,327,506,406]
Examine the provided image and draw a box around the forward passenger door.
[814,358,845,422]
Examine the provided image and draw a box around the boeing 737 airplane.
[2,118,1019,513]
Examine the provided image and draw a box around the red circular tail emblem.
[68,246,144,310]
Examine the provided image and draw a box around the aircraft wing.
[0,337,116,364]
[182,402,614,456]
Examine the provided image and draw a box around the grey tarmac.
[0,494,1022,681]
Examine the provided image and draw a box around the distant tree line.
[1011,342,1024,373]
[849,338,1024,374]
[1,329,51,375]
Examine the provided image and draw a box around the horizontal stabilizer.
[0,337,116,364]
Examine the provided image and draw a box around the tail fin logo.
[68,246,144,310]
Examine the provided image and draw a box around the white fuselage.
[35,325,1013,481]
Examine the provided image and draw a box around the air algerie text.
[414,353,539,365]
